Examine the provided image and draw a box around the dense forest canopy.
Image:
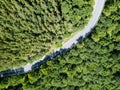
[0,0,93,71]
[0,0,120,90]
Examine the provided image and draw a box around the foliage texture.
[0,0,120,90]
[0,0,93,71]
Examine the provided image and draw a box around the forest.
[0,0,93,71]
[0,0,119,90]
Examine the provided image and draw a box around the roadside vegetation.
[0,0,120,90]
[0,0,93,71]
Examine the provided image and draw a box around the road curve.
[0,0,106,77]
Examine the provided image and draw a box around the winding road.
[0,0,106,77]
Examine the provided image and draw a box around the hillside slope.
[0,0,120,90]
